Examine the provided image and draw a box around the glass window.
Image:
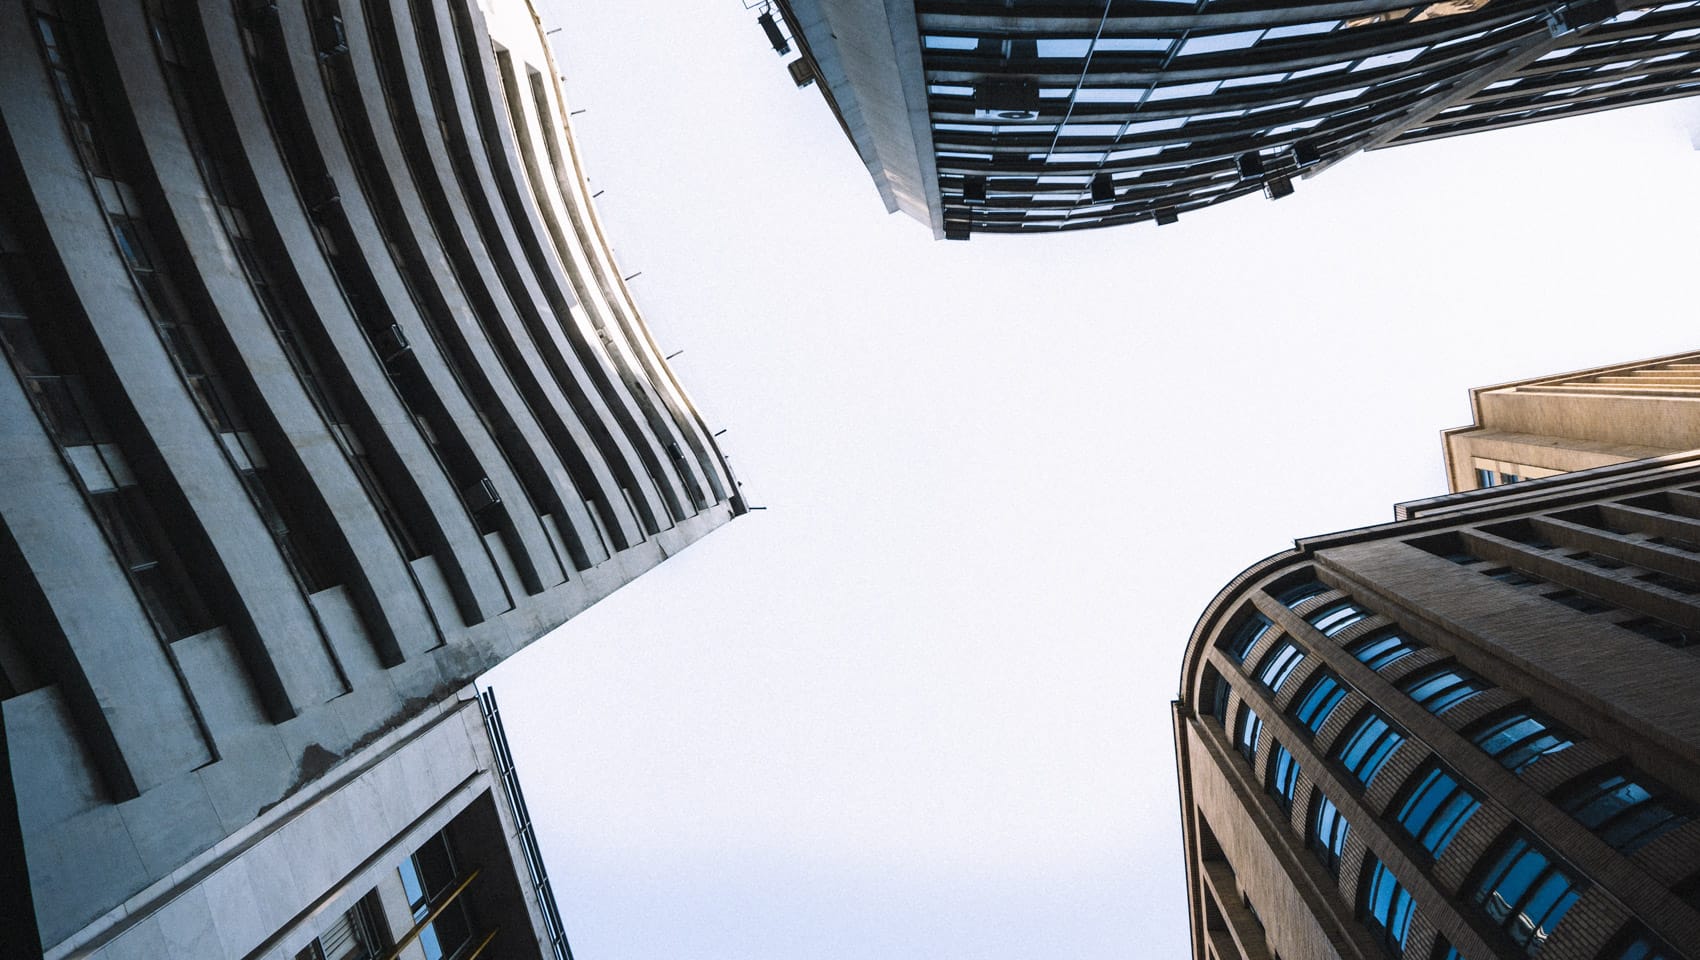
[399,832,475,960]
[1224,613,1272,662]
[1401,666,1490,714]
[1471,712,1573,774]
[1035,38,1093,57]
[1293,672,1348,734]
[1264,20,1340,39]
[1210,673,1232,725]
[1435,940,1470,960]
[1611,929,1680,960]
[1095,37,1171,52]
[1270,743,1300,811]
[1335,712,1404,787]
[1257,639,1306,692]
[1237,707,1264,764]
[1309,602,1368,636]
[1348,630,1422,670]
[924,35,979,50]
[1395,766,1480,858]
[1360,857,1415,955]
[1470,836,1583,954]
[1276,579,1329,607]
[1310,793,1350,874]
[1557,770,1691,853]
[1354,47,1427,72]
[1144,80,1222,102]
[1178,29,1266,57]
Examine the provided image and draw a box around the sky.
[484,4,1700,958]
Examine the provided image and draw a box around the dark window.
[1309,602,1369,636]
[1310,792,1350,874]
[1394,765,1480,858]
[1292,672,1348,734]
[1276,579,1329,607]
[1546,589,1614,614]
[1471,711,1573,774]
[1476,469,1496,488]
[1400,665,1490,715]
[1556,769,1691,853]
[1209,672,1232,726]
[1620,618,1696,649]
[1224,612,1272,662]
[1607,928,1681,960]
[1269,743,1300,812]
[294,890,387,960]
[1360,857,1415,956]
[1257,639,1306,692]
[1433,940,1468,960]
[1348,630,1422,670]
[1469,835,1582,955]
[1334,711,1404,788]
[398,830,476,960]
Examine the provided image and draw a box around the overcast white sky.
[484,4,1700,958]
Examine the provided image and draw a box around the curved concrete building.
[1175,456,1700,960]
[772,0,1700,236]
[0,0,742,954]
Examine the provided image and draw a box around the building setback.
[1443,352,1700,494]
[1174,454,1700,960]
[765,0,1700,236]
[0,0,743,955]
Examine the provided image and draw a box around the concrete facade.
[1444,352,1700,494]
[762,0,1700,235]
[0,0,742,954]
[1176,455,1700,960]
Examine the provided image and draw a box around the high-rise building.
[1444,352,1700,493]
[0,0,742,955]
[765,0,1700,237]
[1174,453,1700,960]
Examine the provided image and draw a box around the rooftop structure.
[767,0,1700,237]
[1444,351,1700,493]
[0,0,742,954]
[1175,454,1700,960]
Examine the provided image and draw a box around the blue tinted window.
[1348,630,1421,670]
[1293,672,1348,734]
[1477,469,1496,487]
[1237,707,1263,764]
[1401,666,1490,714]
[1270,743,1300,811]
[1311,793,1350,874]
[1361,858,1415,955]
[1613,930,1679,960]
[924,35,980,50]
[1224,613,1272,663]
[1309,602,1368,636]
[1471,836,1583,954]
[1396,766,1480,858]
[1559,770,1691,853]
[1335,712,1404,787]
[1472,712,1573,774]
[1257,639,1306,692]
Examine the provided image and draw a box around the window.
[1224,613,1272,662]
[1395,766,1480,858]
[1556,769,1691,853]
[923,35,979,50]
[1349,631,1422,670]
[1310,602,1369,636]
[295,891,387,960]
[1471,711,1573,774]
[1270,743,1300,811]
[1237,707,1264,764]
[1400,666,1489,714]
[1335,712,1404,787]
[1434,940,1470,960]
[1276,579,1329,607]
[1610,929,1681,960]
[1360,857,1415,955]
[1470,836,1583,954]
[1209,672,1232,725]
[398,831,477,960]
[1311,793,1350,874]
[1257,639,1306,692]
[1476,469,1497,487]
[1293,672,1348,734]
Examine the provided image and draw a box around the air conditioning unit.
[974,80,1040,121]
[464,478,502,512]
[787,59,815,88]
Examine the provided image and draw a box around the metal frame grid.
[908,0,1694,234]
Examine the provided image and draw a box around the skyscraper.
[765,0,1700,236]
[0,0,742,954]
[1175,452,1700,960]
[1443,351,1700,493]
